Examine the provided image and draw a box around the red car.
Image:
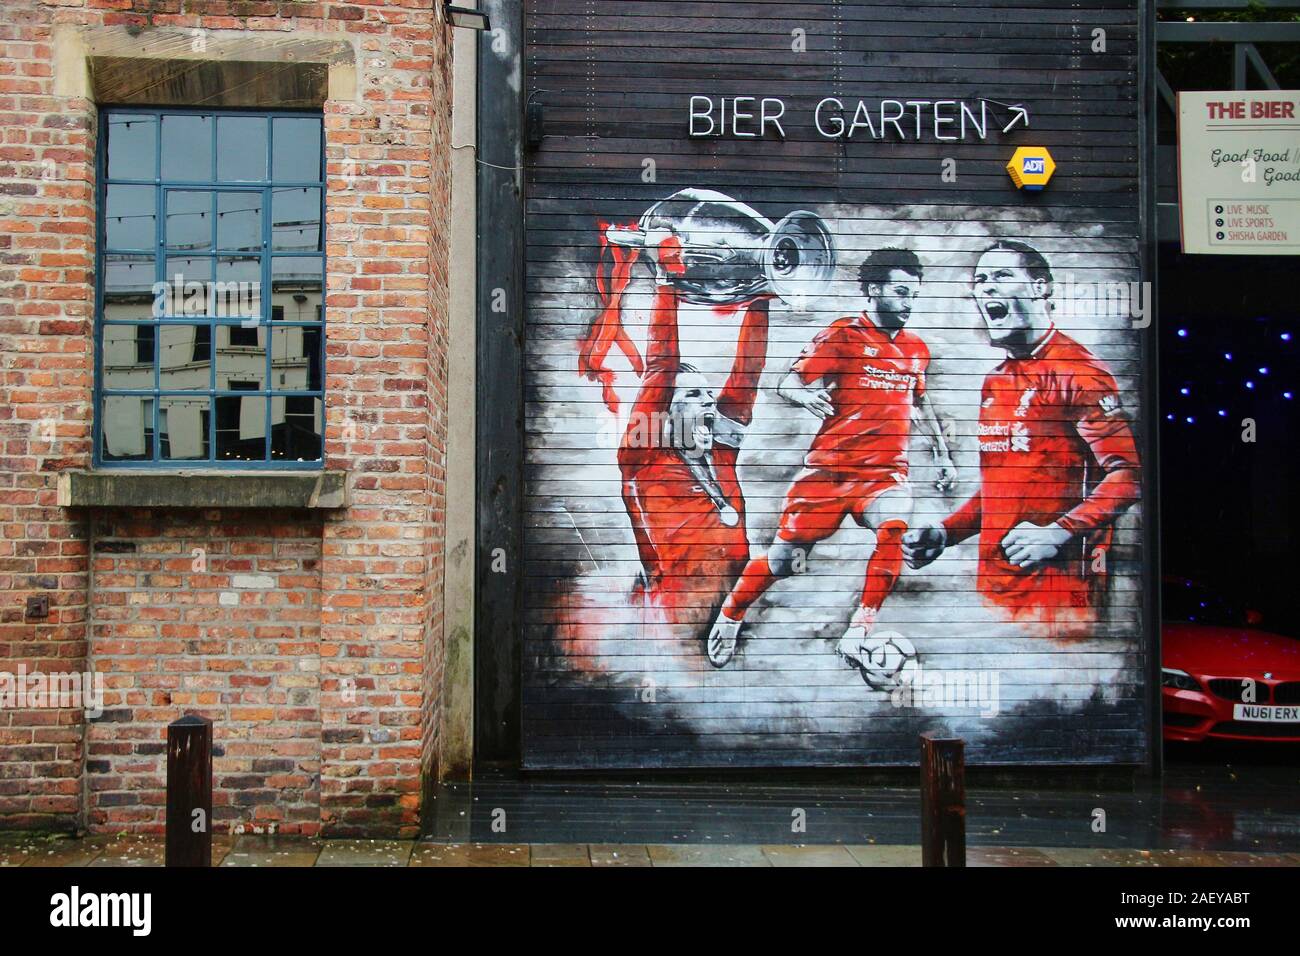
[1162,577,1300,743]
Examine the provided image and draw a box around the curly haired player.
[706,248,955,673]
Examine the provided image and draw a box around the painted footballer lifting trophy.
[577,188,836,624]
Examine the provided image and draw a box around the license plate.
[1234,704,1300,723]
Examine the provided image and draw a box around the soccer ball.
[856,631,919,691]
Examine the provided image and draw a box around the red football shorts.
[776,467,911,545]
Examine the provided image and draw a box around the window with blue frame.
[97,108,326,467]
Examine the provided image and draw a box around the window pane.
[165,190,213,253]
[216,191,262,252]
[225,323,262,349]
[106,114,158,180]
[272,187,321,252]
[272,395,323,462]
[217,116,267,182]
[101,395,153,461]
[160,324,212,390]
[161,114,213,181]
[160,396,211,462]
[218,325,265,391]
[272,117,321,182]
[103,255,155,317]
[215,256,261,321]
[101,324,155,390]
[271,257,323,322]
[162,257,213,316]
[271,326,321,393]
[104,185,155,250]
[216,395,267,461]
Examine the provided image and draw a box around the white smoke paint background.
[526,199,1146,761]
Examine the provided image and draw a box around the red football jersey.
[944,327,1140,619]
[792,313,929,474]
[622,444,750,596]
[617,287,769,608]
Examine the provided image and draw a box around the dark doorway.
[1158,246,1299,627]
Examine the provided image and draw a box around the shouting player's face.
[669,371,717,459]
[869,268,922,332]
[971,249,1050,352]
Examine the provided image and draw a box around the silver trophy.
[605,188,836,305]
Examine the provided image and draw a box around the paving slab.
[0,844,31,867]
[314,839,413,867]
[221,835,323,868]
[86,835,165,868]
[528,843,592,867]
[410,843,530,867]
[647,844,770,867]
[589,844,652,867]
[761,844,860,867]
[1040,847,1166,867]
[968,846,1059,867]
[845,844,923,867]
[20,838,105,867]
[1145,848,1296,867]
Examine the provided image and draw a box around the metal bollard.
[920,731,966,867]
[166,715,213,867]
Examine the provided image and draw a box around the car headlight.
[1162,668,1201,692]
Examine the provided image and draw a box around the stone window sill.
[57,470,348,510]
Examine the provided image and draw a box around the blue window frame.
[95,107,326,468]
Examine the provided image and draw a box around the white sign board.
[1178,91,1300,255]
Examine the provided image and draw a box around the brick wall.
[88,510,322,834]
[0,0,96,830]
[0,0,455,838]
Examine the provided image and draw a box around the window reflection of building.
[98,109,325,466]
[101,264,322,463]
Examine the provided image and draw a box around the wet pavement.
[1,833,1296,867]
[425,744,1300,853]
[2,743,1296,866]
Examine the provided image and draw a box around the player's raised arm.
[642,245,684,374]
[619,275,683,474]
[716,296,772,428]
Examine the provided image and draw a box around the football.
[856,631,920,691]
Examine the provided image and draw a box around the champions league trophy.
[604,188,836,305]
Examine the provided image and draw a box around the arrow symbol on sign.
[980,99,1031,133]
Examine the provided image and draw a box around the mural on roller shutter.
[518,0,1149,769]
[527,189,1145,767]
